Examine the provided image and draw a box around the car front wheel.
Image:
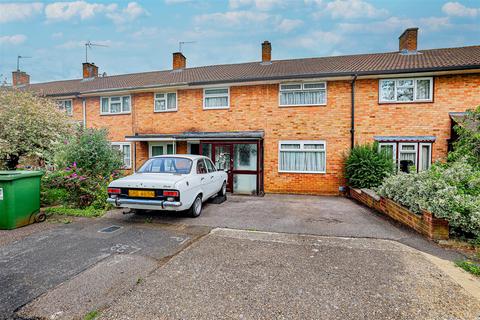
[189,195,203,218]
[219,181,227,197]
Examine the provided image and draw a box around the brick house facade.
[18,28,480,195]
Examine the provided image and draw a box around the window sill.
[378,100,433,105]
[154,109,178,113]
[203,107,230,110]
[100,112,132,116]
[279,104,327,107]
[278,170,326,174]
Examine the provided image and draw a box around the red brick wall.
[67,73,480,195]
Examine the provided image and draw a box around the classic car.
[107,155,227,217]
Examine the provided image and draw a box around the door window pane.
[152,146,164,157]
[234,144,257,170]
[167,144,174,154]
[215,146,231,171]
[202,144,212,159]
[197,159,207,174]
[205,159,216,172]
[233,174,257,195]
[420,145,431,171]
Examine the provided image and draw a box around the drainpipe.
[82,97,86,128]
[350,74,357,149]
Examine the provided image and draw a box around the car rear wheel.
[189,195,203,218]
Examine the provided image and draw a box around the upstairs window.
[379,78,433,103]
[101,96,131,115]
[57,99,73,116]
[279,82,327,106]
[203,88,229,109]
[154,92,177,112]
[279,140,326,173]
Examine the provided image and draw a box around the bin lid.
[0,171,44,181]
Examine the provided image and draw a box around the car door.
[205,158,222,194]
[196,159,212,198]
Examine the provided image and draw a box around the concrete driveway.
[114,194,463,260]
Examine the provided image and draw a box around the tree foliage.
[449,106,480,169]
[344,142,395,189]
[0,89,73,169]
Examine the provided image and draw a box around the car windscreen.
[138,157,193,174]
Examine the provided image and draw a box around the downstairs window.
[279,140,326,173]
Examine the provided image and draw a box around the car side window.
[205,159,216,172]
[196,159,208,174]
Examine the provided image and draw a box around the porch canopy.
[125,130,264,142]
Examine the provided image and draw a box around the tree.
[0,89,73,170]
[449,105,480,169]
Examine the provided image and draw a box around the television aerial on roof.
[16,55,32,71]
[84,41,108,63]
[178,41,196,53]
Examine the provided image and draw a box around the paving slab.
[100,229,480,320]
[0,218,209,319]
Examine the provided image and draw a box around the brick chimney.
[399,28,418,52]
[172,52,186,70]
[262,40,271,63]
[82,62,98,78]
[12,70,30,87]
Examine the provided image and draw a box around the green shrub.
[376,158,480,237]
[449,106,480,169]
[55,127,123,177]
[455,260,480,277]
[345,143,395,189]
[45,206,104,217]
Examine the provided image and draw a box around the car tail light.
[163,190,179,197]
[108,188,121,194]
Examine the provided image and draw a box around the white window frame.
[111,142,132,169]
[279,82,327,107]
[149,142,176,158]
[57,99,73,116]
[398,143,418,170]
[278,140,327,174]
[378,142,397,163]
[100,95,131,115]
[154,91,178,113]
[203,87,230,110]
[419,143,432,172]
[379,77,433,103]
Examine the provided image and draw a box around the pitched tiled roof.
[27,45,480,97]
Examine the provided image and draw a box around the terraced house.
[14,28,480,196]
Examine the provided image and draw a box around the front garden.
[345,106,480,275]
[0,89,123,218]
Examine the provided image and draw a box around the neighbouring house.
[13,28,480,195]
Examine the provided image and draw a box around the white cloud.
[52,32,63,39]
[0,2,44,23]
[165,0,194,4]
[276,18,303,32]
[282,30,343,52]
[45,1,146,24]
[0,34,27,45]
[419,17,451,30]
[229,0,286,10]
[442,2,478,17]
[45,1,117,21]
[195,11,271,26]
[338,16,413,33]
[322,0,388,19]
[106,2,148,24]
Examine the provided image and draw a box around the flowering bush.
[376,158,480,238]
[345,143,395,189]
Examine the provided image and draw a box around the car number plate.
[128,190,155,198]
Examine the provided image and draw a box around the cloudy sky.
[0,0,479,83]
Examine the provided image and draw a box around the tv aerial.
[17,55,32,71]
[85,41,108,63]
[178,41,196,53]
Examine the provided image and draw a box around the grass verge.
[44,206,105,218]
[83,310,99,320]
[455,260,480,277]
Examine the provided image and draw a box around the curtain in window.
[101,98,109,113]
[421,145,430,171]
[399,151,416,165]
[122,145,131,167]
[167,93,176,110]
[205,96,228,108]
[280,91,325,105]
[280,151,325,172]
[122,96,131,112]
[416,80,430,100]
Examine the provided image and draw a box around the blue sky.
[0,0,479,83]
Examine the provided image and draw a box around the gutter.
[351,74,357,149]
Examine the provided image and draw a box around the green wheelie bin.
[0,171,45,230]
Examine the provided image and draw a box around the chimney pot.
[173,52,186,70]
[399,28,418,52]
[12,70,30,87]
[82,62,98,78]
[262,41,271,63]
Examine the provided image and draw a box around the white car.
[107,155,227,217]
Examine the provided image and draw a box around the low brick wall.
[348,188,449,240]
